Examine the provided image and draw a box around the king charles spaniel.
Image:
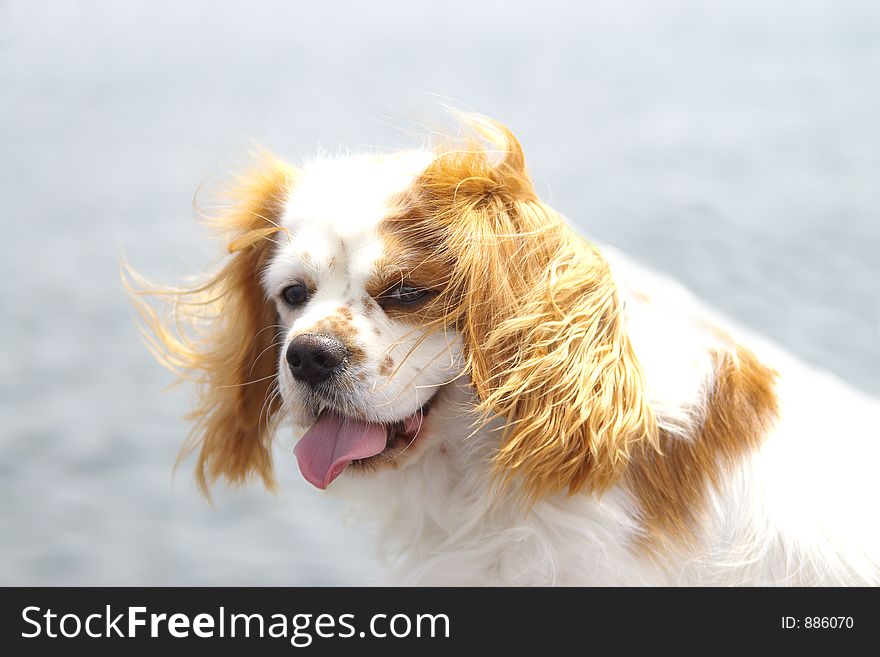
[127,115,880,586]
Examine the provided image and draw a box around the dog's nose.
[286,333,348,386]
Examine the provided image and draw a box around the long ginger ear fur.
[403,116,658,500]
[122,154,295,496]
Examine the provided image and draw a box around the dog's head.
[128,116,655,500]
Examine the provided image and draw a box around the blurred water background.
[1,0,878,585]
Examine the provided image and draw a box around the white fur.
[264,151,880,586]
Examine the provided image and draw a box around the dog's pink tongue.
[294,413,387,489]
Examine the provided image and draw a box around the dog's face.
[131,115,655,501]
[261,152,462,488]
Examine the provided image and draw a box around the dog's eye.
[282,284,309,306]
[385,283,432,304]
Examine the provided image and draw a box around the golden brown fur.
[386,116,658,501]
[382,116,779,546]
[627,346,778,549]
[122,154,295,494]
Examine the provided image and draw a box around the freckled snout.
[286,333,348,386]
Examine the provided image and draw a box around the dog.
[127,114,880,585]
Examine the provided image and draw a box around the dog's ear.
[414,116,657,500]
[124,154,296,495]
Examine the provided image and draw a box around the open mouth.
[293,392,438,490]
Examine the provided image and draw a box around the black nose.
[286,333,348,386]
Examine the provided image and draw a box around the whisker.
[247,333,286,378]
[217,371,280,389]
[259,381,282,437]
[372,343,457,406]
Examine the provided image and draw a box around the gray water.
[1,0,878,585]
